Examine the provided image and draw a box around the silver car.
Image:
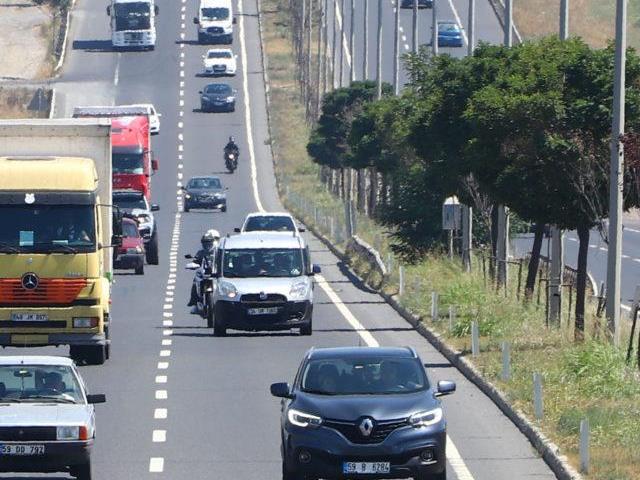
[210,232,321,336]
[0,356,106,480]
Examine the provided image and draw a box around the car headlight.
[137,214,150,223]
[289,281,309,300]
[409,408,443,427]
[219,281,238,299]
[287,409,322,428]
[226,96,235,102]
[57,426,80,440]
[185,193,191,199]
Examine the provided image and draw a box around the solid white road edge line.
[445,0,469,46]
[238,0,265,213]
[245,10,475,477]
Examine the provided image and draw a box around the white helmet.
[204,229,220,241]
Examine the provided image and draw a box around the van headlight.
[409,408,443,427]
[289,281,309,300]
[219,281,238,299]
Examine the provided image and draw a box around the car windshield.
[201,7,229,20]
[113,194,147,211]
[0,365,84,404]
[244,216,295,232]
[301,357,428,395]
[123,221,139,238]
[208,51,232,59]
[113,152,145,174]
[439,23,459,32]
[114,3,151,31]
[0,205,96,253]
[205,84,231,94]
[223,248,304,278]
[187,177,222,189]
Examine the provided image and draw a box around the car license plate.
[247,307,279,315]
[0,444,45,456]
[11,313,48,322]
[11,335,49,345]
[343,462,390,474]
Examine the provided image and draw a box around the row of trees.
[307,37,640,338]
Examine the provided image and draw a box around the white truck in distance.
[107,0,159,50]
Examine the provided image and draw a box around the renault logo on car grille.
[359,417,375,437]
[259,291,267,300]
[21,273,39,290]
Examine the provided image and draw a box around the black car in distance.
[199,83,237,112]
[271,347,456,480]
[182,176,228,212]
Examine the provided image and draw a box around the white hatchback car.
[0,356,105,480]
[235,212,304,235]
[202,48,237,76]
[130,103,161,134]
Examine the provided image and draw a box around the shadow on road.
[314,327,415,333]
[72,39,114,52]
[315,300,386,305]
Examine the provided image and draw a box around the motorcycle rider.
[224,136,240,165]
[188,229,220,310]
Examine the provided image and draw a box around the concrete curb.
[53,0,78,77]
[301,220,582,480]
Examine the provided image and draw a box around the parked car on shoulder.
[271,347,456,480]
[0,356,106,480]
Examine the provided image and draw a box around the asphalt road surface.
[4,0,558,479]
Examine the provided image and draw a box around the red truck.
[73,106,158,200]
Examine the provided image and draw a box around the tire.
[184,202,190,212]
[146,228,159,265]
[206,293,214,328]
[213,311,227,337]
[135,262,144,275]
[282,460,307,480]
[300,319,312,336]
[198,32,204,43]
[86,345,106,366]
[221,205,227,212]
[72,460,92,480]
[104,323,110,360]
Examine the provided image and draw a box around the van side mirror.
[311,264,321,275]
[150,204,160,212]
[154,5,159,14]
[435,380,456,397]
[193,16,199,24]
[106,6,111,15]
[233,17,237,24]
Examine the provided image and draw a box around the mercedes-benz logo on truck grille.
[21,273,39,290]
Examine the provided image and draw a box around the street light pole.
[432,0,438,57]
[394,0,401,94]
[363,0,369,79]
[560,0,569,40]
[322,0,329,94]
[316,0,324,116]
[412,0,419,53]
[504,0,513,47]
[338,0,345,87]
[331,0,338,89]
[350,0,355,82]
[468,0,475,56]
[376,0,383,99]
[606,0,627,345]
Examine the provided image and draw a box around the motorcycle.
[224,150,238,173]
[185,253,216,328]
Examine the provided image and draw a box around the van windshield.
[114,3,151,31]
[222,248,304,278]
[201,7,229,20]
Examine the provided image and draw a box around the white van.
[194,0,235,44]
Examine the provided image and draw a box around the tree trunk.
[368,167,378,215]
[524,223,545,301]
[574,224,590,342]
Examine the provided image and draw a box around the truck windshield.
[113,152,145,174]
[223,248,304,278]
[201,7,229,20]
[114,2,152,31]
[0,205,96,253]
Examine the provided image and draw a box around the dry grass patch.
[0,87,51,118]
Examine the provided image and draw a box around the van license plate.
[11,313,48,322]
[343,462,391,474]
[0,444,46,456]
[247,307,279,315]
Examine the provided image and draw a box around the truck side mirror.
[193,16,199,24]
[106,5,111,15]
[151,159,159,171]
[111,234,123,248]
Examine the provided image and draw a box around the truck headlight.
[409,408,443,427]
[287,409,322,428]
[219,281,238,299]
[289,281,309,300]
[73,317,99,328]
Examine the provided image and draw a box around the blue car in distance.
[437,21,463,47]
[400,0,432,8]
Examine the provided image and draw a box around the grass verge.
[0,87,51,118]
[261,1,640,478]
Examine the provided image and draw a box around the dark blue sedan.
[437,21,464,48]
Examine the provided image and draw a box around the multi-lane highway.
[1,0,561,479]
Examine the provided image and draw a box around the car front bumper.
[114,253,144,270]
[201,101,235,111]
[0,440,92,473]
[185,196,227,209]
[438,36,463,47]
[283,424,446,479]
[215,299,312,331]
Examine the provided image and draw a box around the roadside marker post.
[471,321,479,357]
[533,373,544,420]
[448,305,455,331]
[398,266,405,297]
[580,419,590,474]
[501,341,510,381]
[431,292,439,322]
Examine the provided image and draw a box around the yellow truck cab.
[0,120,114,365]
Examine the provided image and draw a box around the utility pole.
[394,0,401,94]
[431,0,438,57]
[363,0,369,79]
[322,0,329,95]
[338,0,345,87]
[462,206,473,272]
[306,0,313,118]
[504,0,513,47]
[412,0,419,53]
[550,0,569,325]
[560,0,569,40]
[317,0,324,117]
[468,0,475,56]
[350,0,355,82]
[331,0,338,89]
[301,0,307,100]
[606,0,627,345]
[376,0,383,99]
